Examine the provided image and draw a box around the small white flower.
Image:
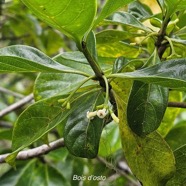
[97,108,108,119]
[87,111,97,120]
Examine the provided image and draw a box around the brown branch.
[168,102,186,108]
[0,138,65,163]
[96,156,140,186]
[0,93,34,118]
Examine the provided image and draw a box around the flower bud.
[87,111,97,120]
[111,112,119,124]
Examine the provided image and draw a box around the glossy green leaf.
[110,58,186,91]
[103,12,150,32]
[165,125,186,151]
[0,45,85,74]
[158,91,182,137]
[166,145,186,186]
[0,160,70,186]
[127,81,168,136]
[34,73,97,101]
[94,0,134,26]
[112,78,175,186]
[97,41,140,58]
[21,0,97,43]
[64,91,105,158]
[11,96,66,152]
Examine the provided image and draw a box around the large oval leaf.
[127,81,168,136]
[112,78,175,186]
[64,91,105,158]
[21,0,97,43]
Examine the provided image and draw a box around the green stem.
[61,76,95,107]
[102,75,109,107]
[81,41,104,79]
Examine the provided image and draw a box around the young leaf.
[0,45,85,75]
[127,81,168,136]
[112,78,175,186]
[21,0,97,43]
[110,58,186,91]
[64,91,105,158]
[166,145,186,186]
[94,0,134,27]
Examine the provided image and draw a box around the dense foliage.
[0,0,186,185]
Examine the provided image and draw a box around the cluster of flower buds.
[86,108,119,124]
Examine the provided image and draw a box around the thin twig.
[0,121,12,128]
[0,93,34,118]
[96,156,140,186]
[0,138,65,163]
[168,102,186,108]
[0,87,24,98]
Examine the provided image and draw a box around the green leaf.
[127,81,168,136]
[94,0,134,27]
[166,145,186,186]
[165,125,186,151]
[11,96,66,152]
[112,78,175,186]
[158,91,182,137]
[85,31,98,63]
[11,91,96,153]
[0,160,70,186]
[53,51,94,75]
[34,72,97,101]
[64,91,105,158]
[97,41,140,58]
[110,58,186,91]
[98,122,121,157]
[165,0,186,17]
[21,0,97,43]
[96,30,138,44]
[0,45,85,75]
[103,12,150,32]
[128,1,153,21]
